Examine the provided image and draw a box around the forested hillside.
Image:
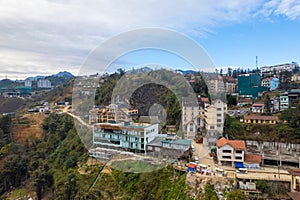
[0,113,191,199]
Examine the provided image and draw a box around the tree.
[227,68,232,77]
[227,189,244,200]
[204,183,218,200]
[264,94,271,115]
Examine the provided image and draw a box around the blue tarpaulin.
[234,162,244,168]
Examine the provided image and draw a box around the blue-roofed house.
[270,77,280,91]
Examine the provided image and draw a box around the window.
[217,119,222,122]
[217,108,222,111]
[236,150,242,154]
[217,114,222,117]
[189,123,194,132]
[235,156,242,160]
[222,150,232,153]
[222,156,231,159]
[210,125,215,129]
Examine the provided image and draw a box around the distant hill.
[175,69,198,75]
[0,97,26,114]
[42,71,74,87]
[25,76,45,82]
[54,71,74,79]
[0,79,14,89]
[25,71,74,87]
[126,66,153,74]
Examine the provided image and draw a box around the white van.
[191,145,195,152]
[236,168,248,174]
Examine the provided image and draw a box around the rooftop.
[290,168,300,176]
[162,139,192,146]
[216,137,246,150]
[244,115,276,121]
[182,97,199,107]
[245,154,262,163]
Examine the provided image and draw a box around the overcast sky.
[1,0,300,79]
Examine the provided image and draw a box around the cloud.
[0,0,299,79]
[257,0,300,20]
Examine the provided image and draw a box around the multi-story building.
[216,137,245,167]
[292,74,300,83]
[288,89,300,108]
[271,97,280,113]
[93,122,158,153]
[280,93,289,110]
[202,99,227,146]
[37,79,52,88]
[203,105,218,146]
[212,99,227,134]
[181,97,203,140]
[261,78,271,88]
[225,82,237,94]
[260,62,299,74]
[238,74,268,99]
[24,80,32,88]
[251,102,265,113]
[89,104,138,124]
[146,137,192,159]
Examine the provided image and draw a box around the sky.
[0,0,300,79]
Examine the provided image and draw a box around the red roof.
[245,154,262,163]
[252,103,264,107]
[188,163,197,169]
[244,115,276,121]
[288,192,300,200]
[216,137,246,150]
[201,98,209,103]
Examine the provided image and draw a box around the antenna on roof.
[256,56,258,69]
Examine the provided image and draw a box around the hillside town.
[1,63,300,199]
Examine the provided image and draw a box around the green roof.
[162,139,192,146]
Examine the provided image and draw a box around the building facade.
[93,122,158,152]
[181,97,203,140]
[280,93,289,110]
[238,74,268,99]
[251,103,265,113]
[270,77,280,91]
[243,115,277,124]
[37,79,52,88]
[216,137,246,167]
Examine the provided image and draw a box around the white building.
[251,102,265,113]
[93,122,158,153]
[260,63,298,74]
[37,79,52,88]
[212,99,227,134]
[261,78,271,88]
[24,80,32,87]
[216,137,245,167]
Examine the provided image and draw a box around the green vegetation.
[0,113,192,199]
[226,189,244,200]
[224,103,300,143]
[94,69,208,129]
[204,183,218,200]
